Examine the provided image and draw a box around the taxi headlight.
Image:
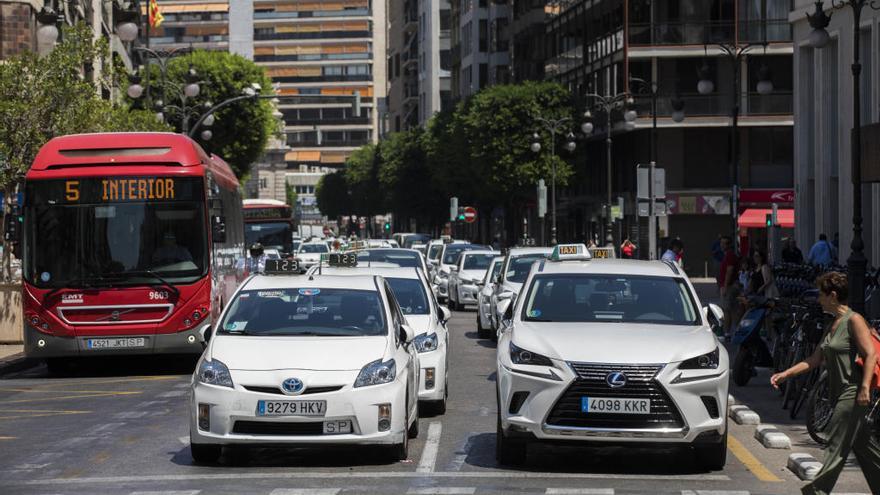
[197,358,234,388]
[679,347,720,370]
[413,332,438,353]
[354,359,397,387]
[510,342,553,366]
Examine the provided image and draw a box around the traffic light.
[457,207,465,221]
[384,222,391,231]
[765,213,773,228]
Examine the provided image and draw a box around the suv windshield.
[522,274,699,325]
[463,253,495,270]
[357,250,420,268]
[428,244,443,260]
[504,254,548,283]
[24,177,207,287]
[443,244,489,265]
[299,244,329,254]
[221,288,387,336]
[387,278,429,315]
[487,260,503,282]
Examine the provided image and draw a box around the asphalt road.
[0,307,874,495]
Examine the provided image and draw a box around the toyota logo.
[281,378,305,395]
[606,372,627,388]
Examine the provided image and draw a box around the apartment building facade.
[450,0,510,99]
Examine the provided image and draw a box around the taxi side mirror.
[704,304,724,330]
[199,324,213,345]
[497,291,514,301]
[449,266,458,272]
[399,323,415,344]
[497,299,512,321]
[438,306,451,324]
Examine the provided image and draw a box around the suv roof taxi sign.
[265,259,300,274]
[549,243,592,262]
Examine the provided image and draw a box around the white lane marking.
[113,411,148,419]
[55,437,91,448]
[134,401,167,408]
[174,383,191,389]
[547,490,614,495]
[178,436,189,445]
[129,491,200,495]
[447,433,477,472]
[158,390,187,398]
[82,423,126,436]
[17,472,731,486]
[269,490,341,495]
[407,489,475,495]
[416,422,443,473]
[681,491,750,495]
[478,407,491,417]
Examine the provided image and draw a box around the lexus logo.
[606,372,628,388]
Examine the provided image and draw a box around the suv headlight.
[354,359,397,387]
[510,342,553,366]
[413,332,438,353]
[197,358,234,388]
[679,348,720,370]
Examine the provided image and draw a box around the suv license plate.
[86,338,146,349]
[581,397,650,414]
[323,420,351,434]
[257,400,326,417]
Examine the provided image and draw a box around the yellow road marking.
[5,388,149,394]
[0,436,16,440]
[0,409,90,420]
[728,435,783,482]
[3,391,141,404]
[25,376,179,387]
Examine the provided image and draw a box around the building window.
[260,178,268,189]
[479,20,488,52]
[479,63,488,88]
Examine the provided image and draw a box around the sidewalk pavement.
[0,344,34,375]
[0,344,23,360]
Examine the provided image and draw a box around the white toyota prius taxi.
[190,257,420,463]
[495,244,728,469]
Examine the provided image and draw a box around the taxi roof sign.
[549,243,592,261]
[346,240,368,251]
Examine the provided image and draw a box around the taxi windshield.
[505,254,548,283]
[299,244,329,254]
[387,278,429,315]
[522,274,699,325]
[443,244,489,265]
[463,254,495,270]
[357,250,421,268]
[487,260,503,281]
[220,288,387,336]
[428,244,443,260]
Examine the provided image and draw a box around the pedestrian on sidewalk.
[620,238,637,259]
[771,272,880,495]
[751,250,779,299]
[807,234,835,267]
[782,237,804,264]
[661,239,682,265]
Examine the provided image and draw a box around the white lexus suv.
[495,244,728,470]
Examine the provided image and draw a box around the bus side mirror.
[4,207,21,244]
[212,215,226,244]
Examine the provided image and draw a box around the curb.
[788,452,823,480]
[0,352,36,376]
[728,404,760,425]
[754,424,792,449]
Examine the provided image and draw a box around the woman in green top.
[771,272,880,495]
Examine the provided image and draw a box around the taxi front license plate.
[86,337,146,349]
[581,397,650,414]
[257,400,326,417]
[323,420,351,434]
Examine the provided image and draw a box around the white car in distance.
[309,264,451,413]
[190,264,420,463]
[495,244,729,469]
[447,250,500,311]
[477,256,504,338]
[294,242,330,272]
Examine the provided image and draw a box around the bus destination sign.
[27,177,202,204]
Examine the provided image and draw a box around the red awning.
[738,208,795,228]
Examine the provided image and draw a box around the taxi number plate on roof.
[265,259,300,274]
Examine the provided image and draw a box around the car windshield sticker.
[298,288,320,296]
[258,290,284,298]
[528,309,542,318]
[226,321,248,330]
[41,272,51,282]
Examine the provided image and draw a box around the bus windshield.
[24,178,208,288]
[245,222,291,252]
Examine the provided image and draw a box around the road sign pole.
[648,161,657,261]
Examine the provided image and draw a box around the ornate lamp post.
[529,119,577,246]
[806,0,880,314]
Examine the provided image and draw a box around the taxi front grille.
[232,421,324,436]
[545,362,684,430]
[243,385,343,396]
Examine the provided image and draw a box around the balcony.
[629,20,791,46]
[630,91,792,119]
[254,31,371,41]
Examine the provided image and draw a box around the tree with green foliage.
[285,181,298,209]
[0,23,169,280]
[137,50,276,179]
[344,143,384,218]
[379,128,446,231]
[315,170,351,220]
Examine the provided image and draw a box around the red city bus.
[243,199,295,257]
[20,133,245,369]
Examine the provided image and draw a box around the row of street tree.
[316,81,584,237]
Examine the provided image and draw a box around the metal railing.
[628,20,790,46]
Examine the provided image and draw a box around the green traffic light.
[458,215,465,221]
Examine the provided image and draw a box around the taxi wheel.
[695,433,727,471]
[408,410,420,439]
[190,441,221,464]
[477,315,491,339]
[495,412,527,466]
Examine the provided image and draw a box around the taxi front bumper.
[190,369,407,446]
[417,348,446,402]
[497,361,728,445]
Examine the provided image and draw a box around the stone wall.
[0,1,36,59]
[0,285,22,344]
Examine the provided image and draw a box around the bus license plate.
[257,400,326,417]
[581,397,650,414]
[323,420,351,434]
[86,338,146,349]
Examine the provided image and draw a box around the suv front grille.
[546,362,684,430]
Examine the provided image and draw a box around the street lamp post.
[582,92,637,247]
[696,38,774,255]
[530,117,577,246]
[807,0,880,315]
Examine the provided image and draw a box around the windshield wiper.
[44,276,107,301]
[112,270,180,298]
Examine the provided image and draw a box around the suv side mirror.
[704,304,724,330]
[211,215,226,244]
[399,323,415,344]
[438,306,451,324]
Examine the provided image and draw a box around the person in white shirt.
[661,239,683,265]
